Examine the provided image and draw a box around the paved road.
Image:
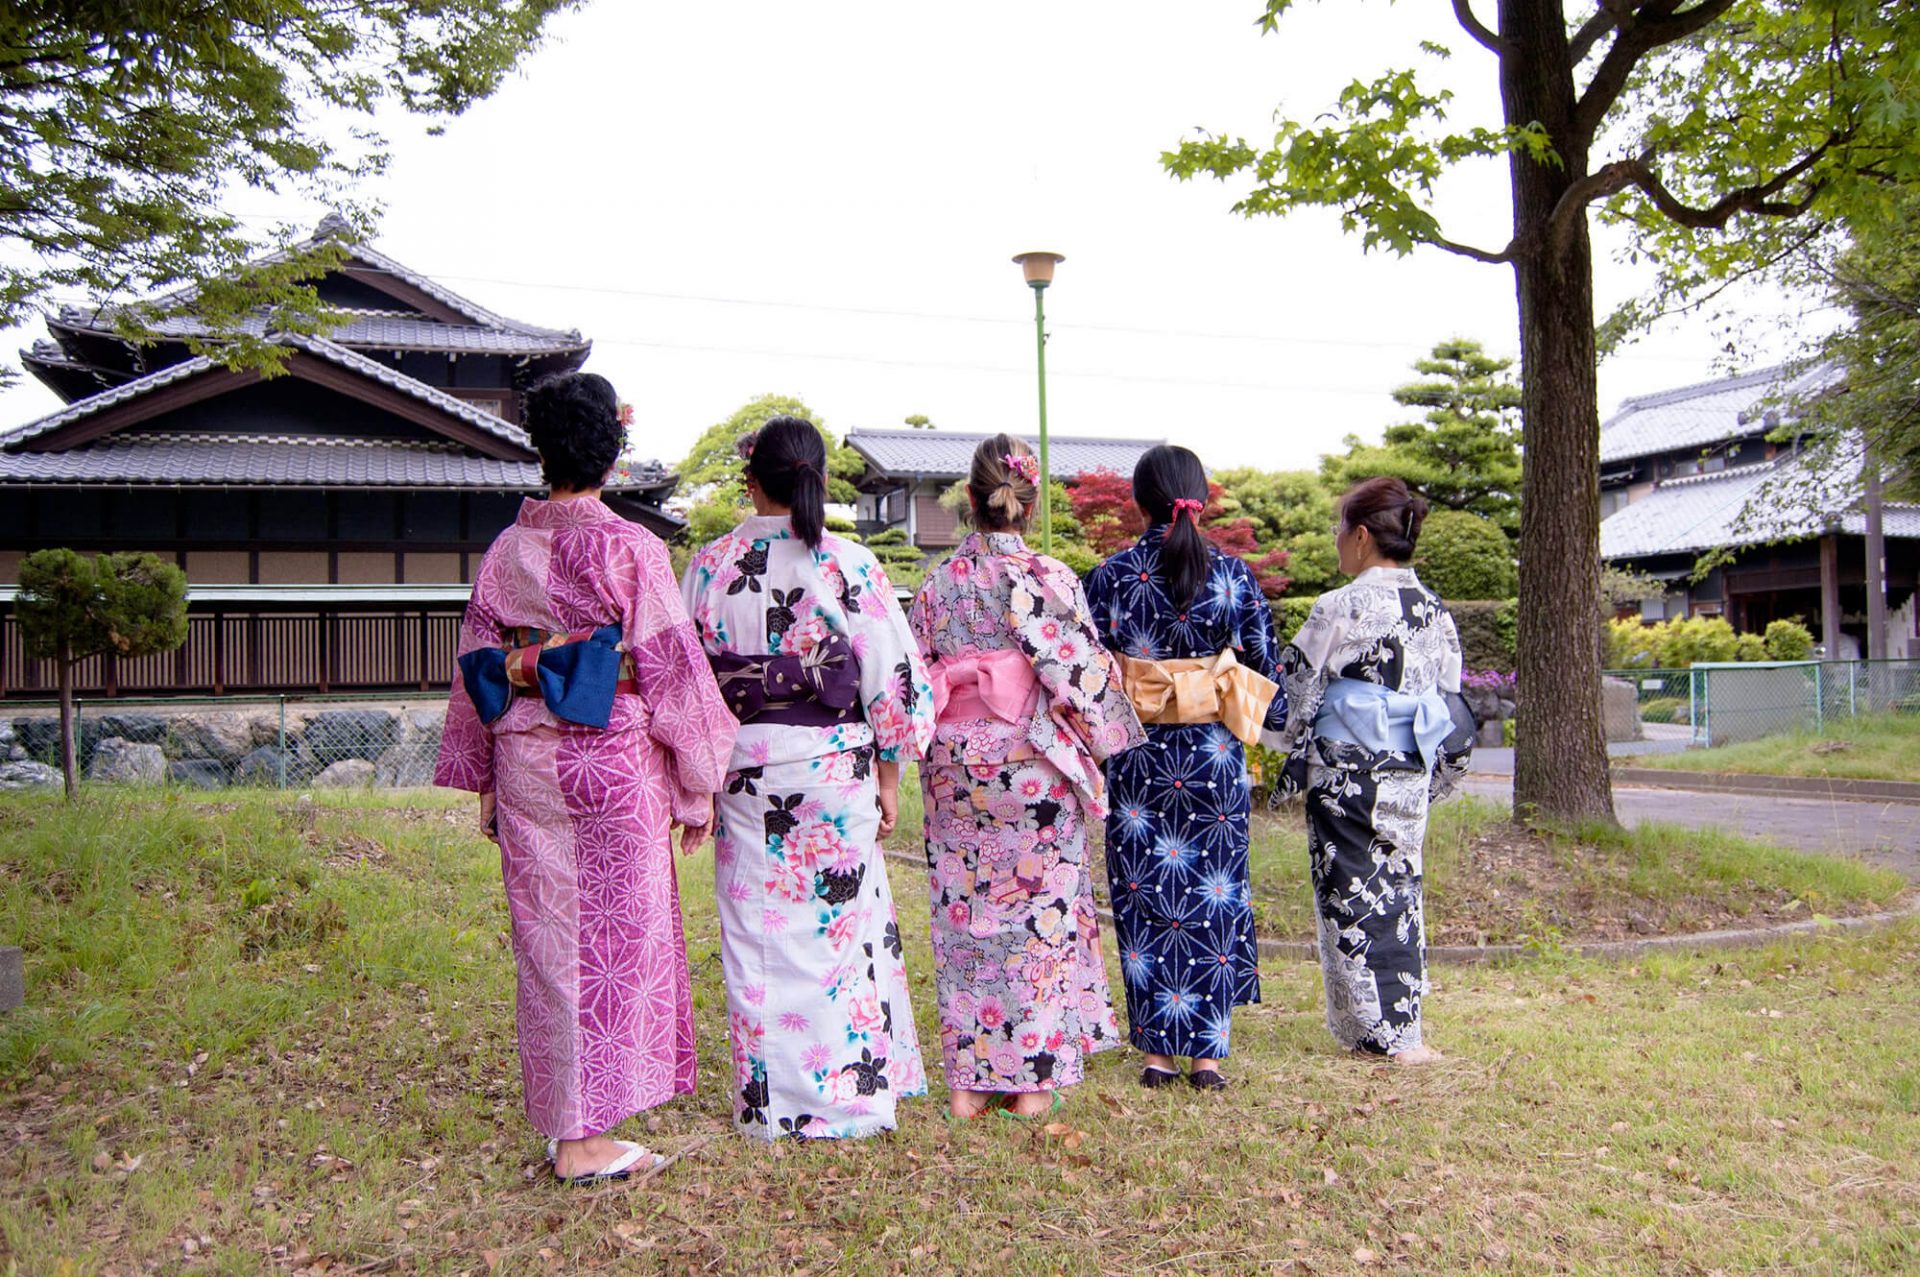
[1457,775,1920,882]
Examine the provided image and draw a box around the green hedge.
[1450,599,1517,672]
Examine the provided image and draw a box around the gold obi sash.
[1118,649,1279,748]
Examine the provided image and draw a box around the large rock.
[236,741,307,783]
[0,761,59,791]
[301,709,399,766]
[11,718,60,764]
[375,708,444,787]
[314,759,377,788]
[165,712,257,764]
[92,713,168,745]
[85,737,167,785]
[168,758,230,790]
[1602,676,1643,743]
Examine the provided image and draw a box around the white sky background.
[0,1,1811,472]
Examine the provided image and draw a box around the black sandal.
[1187,1069,1229,1091]
[1139,1066,1182,1089]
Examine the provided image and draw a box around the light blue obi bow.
[1313,678,1453,769]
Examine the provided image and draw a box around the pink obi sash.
[929,649,1039,724]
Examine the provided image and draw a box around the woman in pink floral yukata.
[436,373,737,1184]
[681,417,935,1141]
[908,435,1146,1121]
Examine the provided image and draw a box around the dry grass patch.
[1,794,1917,1274]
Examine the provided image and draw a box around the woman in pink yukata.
[908,436,1146,1121]
[435,372,738,1184]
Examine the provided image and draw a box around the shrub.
[1733,633,1768,662]
[1413,510,1516,600]
[1764,618,1815,661]
[1052,541,1101,577]
[1640,696,1687,723]
[1273,597,1316,645]
[1449,599,1517,672]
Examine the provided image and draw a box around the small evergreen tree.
[15,551,188,798]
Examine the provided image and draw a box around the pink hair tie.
[1171,498,1204,523]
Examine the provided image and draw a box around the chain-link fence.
[0,693,448,793]
[1604,667,1697,731]
[1679,660,1920,747]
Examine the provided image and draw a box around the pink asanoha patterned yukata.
[436,496,737,1142]
[909,531,1146,1095]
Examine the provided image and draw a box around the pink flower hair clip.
[617,402,635,428]
[1005,452,1041,485]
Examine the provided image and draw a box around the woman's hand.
[678,822,710,855]
[875,758,902,839]
[478,791,499,843]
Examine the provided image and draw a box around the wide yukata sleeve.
[621,533,738,825]
[1266,590,1344,801]
[1429,607,1474,804]
[434,557,505,794]
[1229,558,1288,732]
[1007,557,1146,764]
[845,550,935,762]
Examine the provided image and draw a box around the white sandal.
[553,1139,666,1185]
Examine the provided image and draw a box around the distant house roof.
[0,432,676,497]
[47,309,588,357]
[0,333,535,453]
[1600,444,1920,562]
[1599,361,1842,465]
[847,428,1162,483]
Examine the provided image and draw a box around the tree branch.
[1550,137,1837,256]
[1450,0,1505,54]
[1574,0,1741,142]
[1428,232,1521,265]
[1568,0,1634,65]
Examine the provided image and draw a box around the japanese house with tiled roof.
[0,217,679,697]
[845,427,1162,549]
[1598,362,1918,659]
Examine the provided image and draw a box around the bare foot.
[553,1133,641,1179]
[1391,1044,1444,1065]
[1141,1052,1180,1075]
[1006,1091,1057,1118]
[949,1090,1003,1120]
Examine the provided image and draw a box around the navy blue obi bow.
[458,624,635,729]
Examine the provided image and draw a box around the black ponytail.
[1132,444,1211,607]
[745,416,829,550]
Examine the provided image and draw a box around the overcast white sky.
[0,1,1807,472]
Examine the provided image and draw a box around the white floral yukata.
[1271,566,1472,1055]
[682,515,934,1139]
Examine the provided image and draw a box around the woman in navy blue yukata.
[1085,445,1286,1091]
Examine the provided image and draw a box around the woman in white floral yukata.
[908,436,1146,1121]
[680,417,935,1139]
[1268,477,1474,1063]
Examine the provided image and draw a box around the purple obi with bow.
[709,632,863,727]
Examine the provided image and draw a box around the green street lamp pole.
[1012,251,1064,554]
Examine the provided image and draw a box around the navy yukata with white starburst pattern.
[1086,527,1286,1060]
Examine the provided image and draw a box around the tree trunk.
[1501,0,1617,824]
[57,640,77,802]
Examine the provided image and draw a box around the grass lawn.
[1239,797,1905,947]
[4,793,1919,1275]
[1631,713,1920,783]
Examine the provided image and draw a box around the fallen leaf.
[1322,1168,1340,1185]
[91,1151,113,1173]
[1041,1121,1072,1137]
[1354,1247,1377,1263]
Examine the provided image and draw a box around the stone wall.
[2,702,447,790]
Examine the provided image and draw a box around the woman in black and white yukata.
[1269,477,1474,1063]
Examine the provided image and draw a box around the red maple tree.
[1068,468,1291,599]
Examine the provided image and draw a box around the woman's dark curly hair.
[523,372,624,492]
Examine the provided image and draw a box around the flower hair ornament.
[1005,451,1041,485]
[1171,497,1205,523]
[616,402,636,429]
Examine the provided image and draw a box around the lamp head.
[1012,250,1065,290]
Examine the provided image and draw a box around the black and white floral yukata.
[1270,566,1473,1055]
